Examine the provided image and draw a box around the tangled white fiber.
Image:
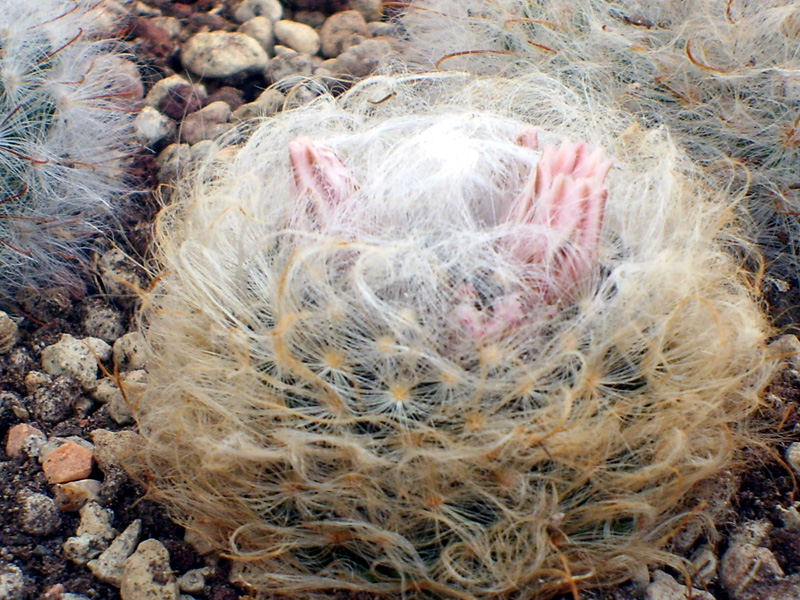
[0,0,140,298]
[137,71,776,599]
[402,0,800,257]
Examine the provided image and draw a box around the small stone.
[113,332,148,372]
[25,370,52,394]
[121,539,180,600]
[238,16,275,54]
[646,570,716,600]
[5,424,46,458]
[91,429,144,474]
[81,300,126,343]
[0,311,18,353]
[265,45,313,82]
[232,88,285,120]
[182,32,268,79]
[17,488,61,536]
[31,375,82,425]
[179,101,232,145]
[0,563,25,600]
[41,334,99,391]
[177,568,213,594]
[83,337,112,363]
[319,10,369,58]
[720,542,784,598]
[92,370,148,426]
[157,143,193,183]
[135,107,176,147]
[351,0,383,22]
[42,441,94,484]
[53,479,103,512]
[99,249,148,302]
[145,75,207,119]
[787,442,800,475]
[273,20,321,56]
[207,87,245,111]
[331,38,393,79]
[63,502,116,564]
[233,0,282,23]
[87,519,142,587]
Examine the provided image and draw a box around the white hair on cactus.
[0,0,140,299]
[137,71,776,599]
[401,0,800,262]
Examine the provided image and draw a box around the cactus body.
[0,0,140,298]
[137,72,775,599]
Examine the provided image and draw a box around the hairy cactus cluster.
[136,71,776,599]
[0,0,140,299]
[402,0,800,258]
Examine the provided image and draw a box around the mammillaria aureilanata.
[0,0,140,300]
[136,72,776,599]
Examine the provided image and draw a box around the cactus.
[136,72,776,599]
[0,0,140,300]
[401,0,800,262]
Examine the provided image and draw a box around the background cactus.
[136,71,776,599]
[0,0,140,301]
[401,0,800,274]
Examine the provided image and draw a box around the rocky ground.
[2,1,800,599]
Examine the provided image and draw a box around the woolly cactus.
[402,1,800,257]
[136,72,776,599]
[0,0,140,299]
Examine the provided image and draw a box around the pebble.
[182,32,268,79]
[98,249,149,302]
[63,502,116,564]
[238,16,275,54]
[30,375,82,425]
[720,541,783,598]
[179,101,233,145]
[91,429,144,474]
[156,143,193,183]
[135,107,176,147]
[232,88,285,120]
[319,10,369,58]
[646,570,716,600]
[273,20,321,56]
[83,336,113,363]
[786,442,800,475]
[121,539,180,600]
[113,332,149,372]
[1,390,28,422]
[17,488,62,536]
[41,334,100,391]
[0,563,25,600]
[177,567,213,594]
[92,370,148,426]
[87,519,142,587]
[42,441,94,484]
[145,75,207,119]
[232,0,283,23]
[351,0,383,22]
[5,423,46,458]
[332,38,393,79]
[266,45,313,82]
[81,300,126,343]
[53,479,103,512]
[0,311,18,353]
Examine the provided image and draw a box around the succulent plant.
[136,72,776,599]
[0,0,141,301]
[402,0,800,264]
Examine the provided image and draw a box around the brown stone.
[42,441,94,484]
[5,423,45,458]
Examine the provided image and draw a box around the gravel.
[1,1,799,600]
